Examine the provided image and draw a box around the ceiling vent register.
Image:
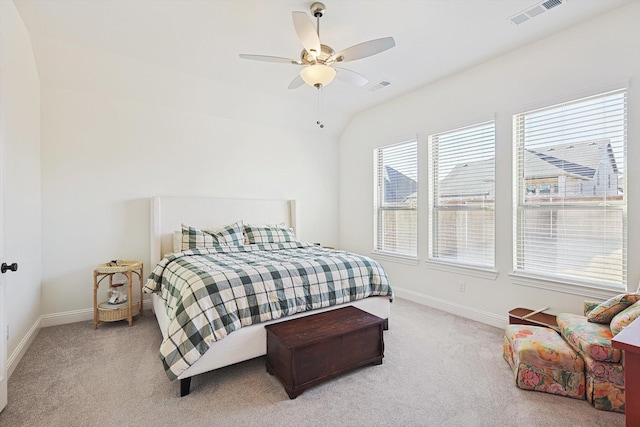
[369,80,391,92]
[509,0,564,25]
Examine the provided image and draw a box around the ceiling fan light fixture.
[300,64,336,87]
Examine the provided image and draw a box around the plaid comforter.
[144,242,392,380]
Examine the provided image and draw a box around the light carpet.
[0,298,625,426]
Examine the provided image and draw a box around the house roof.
[439,139,618,197]
[525,139,618,179]
[384,166,417,204]
[438,158,494,198]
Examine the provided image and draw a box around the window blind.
[513,89,627,290]
[374,140,418,257]
[428,122,495,268]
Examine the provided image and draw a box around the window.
[374,140,418,257]
[428,121,495,269]
[513,89,627,290]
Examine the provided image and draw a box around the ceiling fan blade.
[239,54,302,65]
[292,11,321,56]
[334,67,369,87]
[288,75,304,89]
[332,37,396,63]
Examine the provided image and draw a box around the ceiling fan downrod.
[311,2,325,38]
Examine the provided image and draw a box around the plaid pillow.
[204,221,244,246]
[244,224,296,244]
[181,224,221,250]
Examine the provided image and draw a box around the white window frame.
[427,121,496,274]
[373,140,418,262]
[512,88,628,296]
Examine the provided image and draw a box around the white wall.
[34,38,339,320]
[339,2,640,326]
[0,0,42,373]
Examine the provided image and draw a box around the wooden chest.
[265,306,385,399]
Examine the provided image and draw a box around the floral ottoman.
[503,324,585,399]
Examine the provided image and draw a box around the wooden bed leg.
[382,319,389,331]
[180,377,192,397]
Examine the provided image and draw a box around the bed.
[146,196,393,396]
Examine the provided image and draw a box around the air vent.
[369,80,391,92]
[509,0,565,25]
[510,14,529,25]
[542,0,563,10]
[525,5,546,18]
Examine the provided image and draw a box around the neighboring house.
[438,139,620,202]
[524,139,620,199]
[377,166,417,255]
[384,166,417,205]
[437,158,495,203]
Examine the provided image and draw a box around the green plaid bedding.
[144,242,392,380]
[243,224,296,244]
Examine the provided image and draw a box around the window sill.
[371,250,419,266]
[425,260,498,280]
[510,272,626,300]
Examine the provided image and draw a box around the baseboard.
[40,307,93,328]
[40,297,153,328]
[393,286,507,329]
[7,316,41,378]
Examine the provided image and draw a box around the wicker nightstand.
[93,261,144,329]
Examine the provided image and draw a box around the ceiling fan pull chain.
[317,86,324,128]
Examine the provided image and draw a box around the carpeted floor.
[0,298,625,426]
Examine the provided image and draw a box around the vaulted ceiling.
[14,0,634,134]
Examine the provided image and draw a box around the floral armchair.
[556,294,640,413]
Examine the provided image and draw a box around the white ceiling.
[13,0,635,134]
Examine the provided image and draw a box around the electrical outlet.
[458,281,466,292]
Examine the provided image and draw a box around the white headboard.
[150,197,298,266]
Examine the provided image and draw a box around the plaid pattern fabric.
[205,221,244,246]
[243,224,296,244]
[181,224,220,250]
[144,242,393,380]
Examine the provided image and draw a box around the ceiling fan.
[239,2,396,91]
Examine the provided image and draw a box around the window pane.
[433,209,495,267]
[518,207,624,286]
[514,89,627,289]
[377,208,417,255]
[374,140,417,257]
[429,121,495,268]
